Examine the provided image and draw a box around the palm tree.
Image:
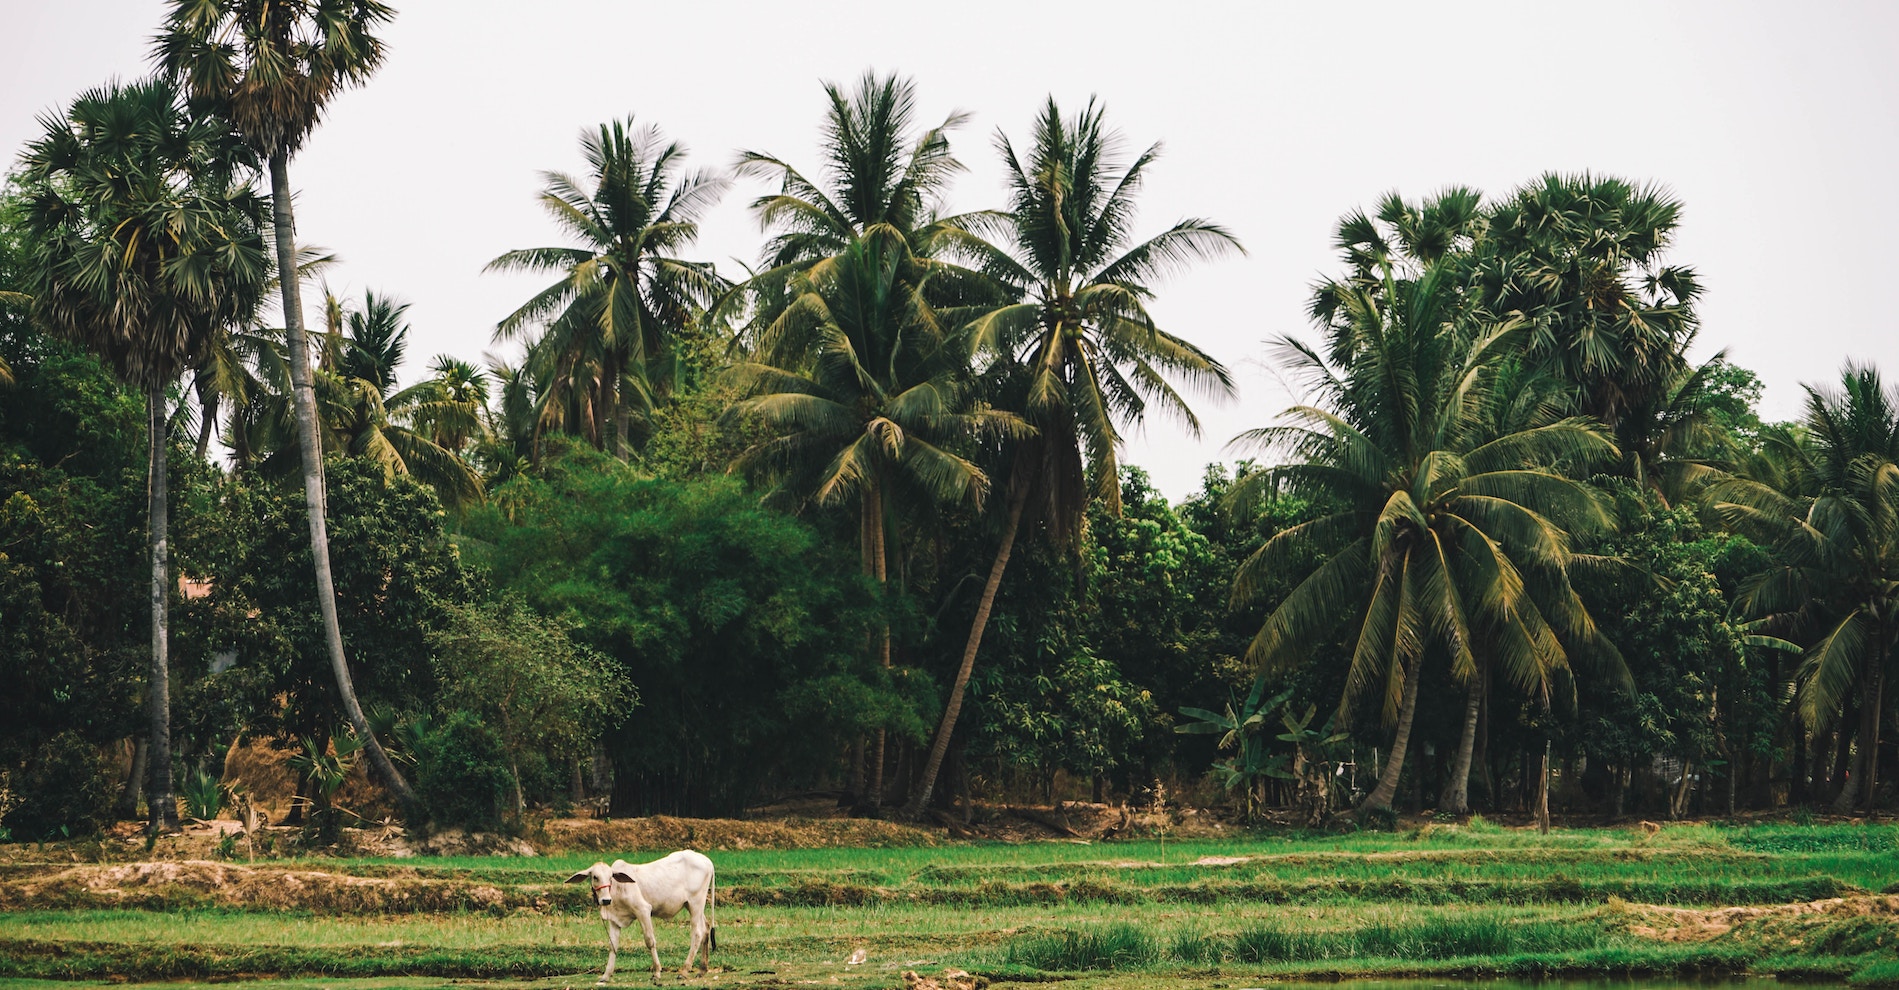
[1712,363,1899,813]
[730,225,1013,807]
[734,71,968,275]
[731,72,995,807]
[317,291,485,508]
[1477,174,1701,442]
[154,0,415,807]
[18,77,269,833]
[1233,260,1623,814]
[903,98,1240,818]
[487,118,727,457]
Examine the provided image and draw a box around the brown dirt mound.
[0,860,532,913]
[543,815,943,852]
[1623,894,1899,942]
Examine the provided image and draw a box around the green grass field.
[1,821,1895,990]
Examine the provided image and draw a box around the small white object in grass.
[846,947,869,965]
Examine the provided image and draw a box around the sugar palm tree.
[1712,363,1899,813]
[155,0,414,806]
[488,118,727,457]
[18,77,269,832]
[1233,260,1623,813]
[1477,174,1701,440]
[903,98,1240,818]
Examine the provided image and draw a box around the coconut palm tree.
[488,118,727,457]
[731,72,999,807]
[1712,363,1899,813]
[730,224,1016,807]
[154,0,414,806]
[734,71,968,275]
[902,98,1240,818]
[1233,260,1623,814]
[17,76,269,833]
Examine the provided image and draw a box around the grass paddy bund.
[0,821,1895,990]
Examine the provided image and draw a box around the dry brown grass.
[541,815,944,851]
[1620,894,1899,942]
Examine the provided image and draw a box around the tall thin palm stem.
[269,153,413,807]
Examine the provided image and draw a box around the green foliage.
[429,595,631,800]
[1,730,116,840]
[238,458,469,740]
[412,711,515,832]
[462,448,894,814]
[1006,924,1159,970]
[179,765,224,821]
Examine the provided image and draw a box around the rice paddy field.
[1,820,1895,990]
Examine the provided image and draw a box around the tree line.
[0,0,1891,839]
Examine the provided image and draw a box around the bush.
[1006,925,1158,970]
[413,711,515,833]
[3,731,116,839]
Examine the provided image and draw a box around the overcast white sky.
[5,1,1897,499]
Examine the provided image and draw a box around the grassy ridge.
[0,822,1895,988]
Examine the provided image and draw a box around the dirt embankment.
[0,859,528,913]
[544,815,945,851]
[1621,894,1899,942]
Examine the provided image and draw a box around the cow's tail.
[708,873,718,953]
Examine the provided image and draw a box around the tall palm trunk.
[904,477,1031,819]
[866,477,891,808]
[145,387,177,834]
[194,375,219,461]
[1360,654,1424,812]
[1845,639,1885,814]
[1441,678,1483,815]
[270,151,416,810]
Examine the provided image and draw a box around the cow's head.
[565,862,638,907]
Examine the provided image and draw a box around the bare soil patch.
[1622,894,1899,942]
[0,859,530,913]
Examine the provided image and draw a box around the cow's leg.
[601,921,621,985]
[638,910,662,983]
[684,895,709,973]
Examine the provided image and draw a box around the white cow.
[566,850,717,984]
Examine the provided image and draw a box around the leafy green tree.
[488,118,727,457]
[1234,260,1623,813]
[906,97,1240,817]
[429,596,631,812]
[1713,363,1899,812]
[18,77,269,831]
[463,449,906,816]
[198,457,466,813]
[156,0,416,807]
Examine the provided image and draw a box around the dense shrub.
[413,712,515,832]
[3,730,117,839]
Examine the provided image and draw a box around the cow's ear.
[612,871,637,884]
[565,871,592,884]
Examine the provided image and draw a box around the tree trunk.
[269,151,415,811]
[1536,740,1551,833]
[1855,641,1885,814]
[194,374,219,462]
[117,735,149,820]
[868,479,890,808]
[902,479,1030,819]
[1834,702,1864,813]
[1441,679,1482,815]
[1360,654,1425,812]
[146,388,176,835]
